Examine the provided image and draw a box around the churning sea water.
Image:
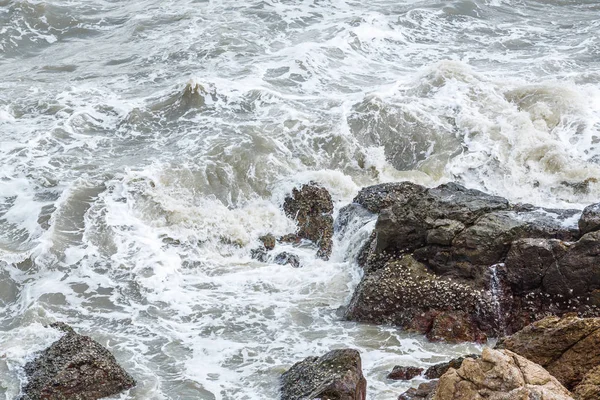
[1,0,599,398]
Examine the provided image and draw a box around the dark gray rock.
[386,366,423,381]
[281,349,366,400]
[579,203,600,235]
[283,183,334,260]
[21,322,135,400]
[341,181,598,339]
[274,252,301,268]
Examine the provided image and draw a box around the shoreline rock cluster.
[16,180,600,400]
[276,181,600,399]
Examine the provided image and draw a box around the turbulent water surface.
[1,0,600,398]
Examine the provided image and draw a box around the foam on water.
[1,0,599,398]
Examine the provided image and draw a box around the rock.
[274,252,301,268]
[504,238,568,294]
[573,365,600,400]
[259,234,276,251]
[497,315,600,391]
[542,231,600,297]
[280,349,366,400]
[345,255,490,343]
[352,182,427,214]
[424,354,479,379]
[398,381,438,400]
[283,183,334,260]
[426,311,487,343]
[579,203,600,235]
[434,347,573,400]
[386,366,423,380]
[341,181,598,340]
[21,322,135,400]
[251,247,269,262]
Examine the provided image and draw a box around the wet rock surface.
[434,347,573,400]
[579,203,600,236]
[274,252,301,268]
[386,365,423,381]
[339,181,600,340]
[497,315,600,392]
[283,183,334,260]
[21,322,135,400]
[280,349,366,400]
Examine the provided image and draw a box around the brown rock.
[573,365,600,400]
[497,315,600,390]
[398,381,438,400]
[280,349,366,400]
[434,347,573,400]
[283,183,334,260]
[426,311,487,344]
[424,354,479,379]
[259,234,276,251]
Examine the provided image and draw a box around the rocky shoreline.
[16,181,600,399]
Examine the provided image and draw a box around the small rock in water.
[283,183,334,260]
[21,322,135,400]
[386,365,423,380]
[281,348,366,400]
[259,234,276,251]
[274,252,301,268]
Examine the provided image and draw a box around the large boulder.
[21,322,135,400]
[283,183,334,260]
[434,347,573,400]
[280,349,366,400]
[340,181,596,340]
[497,315,600,391]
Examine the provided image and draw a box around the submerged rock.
[21,322,135,400]
[283,183,334,260]
[274,252,301,268]
[497,315,600,392]
[434,347,573,400]
[281,349,366,400]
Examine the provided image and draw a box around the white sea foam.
[1,0,599,398]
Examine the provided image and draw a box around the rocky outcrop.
[283,183,334,260]
[434,347,573,400]
[387,365,423,381]
[424,354,479,379]
[497,315,600,392]
[280,349,366,400]
[341,181,598,340]
[21,322,135,400]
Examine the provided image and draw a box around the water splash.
[489,263,506,336]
